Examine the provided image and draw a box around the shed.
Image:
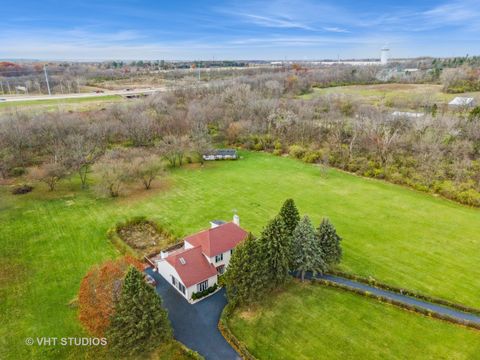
[449,97,475,108]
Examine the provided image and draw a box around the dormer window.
[215,253,223,263]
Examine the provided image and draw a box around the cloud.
[323,27,349,33]
[235,13,316,30]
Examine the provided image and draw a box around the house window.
[230,249,234,255]
[178,282,186,295]
[217,265,225,275]
[215,253,223,263]
[171,276,176,286]
[197,280,209,292]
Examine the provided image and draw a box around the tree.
[278,198,300,238]
[30,162,68,191]
[158,135,191,167]
[130,153,164,190]
[225,233,268,307]
[316,218,342,268]
[78,256,143,336]
[63,133,104,189]
[108,267,172,356]
[258,215,290,287]
[93,149,134,197]
[291,216,327,281]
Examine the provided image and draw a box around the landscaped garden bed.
[109,216,175,257]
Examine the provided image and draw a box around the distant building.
[203,149,238,161]
[449,97,475,108]
[391,111,425,119]
[381,46,390,65]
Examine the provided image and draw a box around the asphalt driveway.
[145,268,240,360]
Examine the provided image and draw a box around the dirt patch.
[115,217,175,256]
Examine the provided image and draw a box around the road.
[0,87,168,103]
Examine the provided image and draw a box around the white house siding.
[156,259,218,302]
[186,274,218,300]
[184,240,194,249]
[156,260,189,300]
[209,250,234,272]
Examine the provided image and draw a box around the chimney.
[233,214,240,226]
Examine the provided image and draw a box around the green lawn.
[228,282,480,360]
[0,95,123,112]
[1,151,479,358]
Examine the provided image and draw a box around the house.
[449,97,475,108]
[154,215,248,302]
[203,149,238,161]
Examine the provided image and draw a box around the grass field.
[228,282,480,360]
[1,151,479,358]
[0,95,123,112]
[299,83,480,110]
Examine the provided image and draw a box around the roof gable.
[166,246,217,287]
[185,222,248,257]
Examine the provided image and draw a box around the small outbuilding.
[203,149,238,161]
[449,97,475,108]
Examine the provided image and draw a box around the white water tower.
[381,46,390,65]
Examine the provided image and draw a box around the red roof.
[166,246,217,287]
[184,222,248,257]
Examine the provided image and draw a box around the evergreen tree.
[292,216,327,281]
[225,233,268,306]
[107,267,172,356]
[258,215,291,287]
[316,218,342,268]
[278,198,300,237]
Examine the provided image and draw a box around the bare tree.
[30,162,68,191]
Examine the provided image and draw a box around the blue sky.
[1,0,480,60]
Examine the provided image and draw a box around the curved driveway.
[313,273,480,325]
[145,268,240,360]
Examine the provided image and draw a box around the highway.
[0,87,168,103]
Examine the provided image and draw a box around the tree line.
[225,199,342,308]
[1,68,479,205]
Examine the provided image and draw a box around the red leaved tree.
[78,256,144,336]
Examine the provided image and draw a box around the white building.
[449,97,475,108]
[391,111,425,119]
[381,47,390,65]
[154,215,248,303]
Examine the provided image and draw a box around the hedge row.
[328,270,480,315]
[192,284,218,300]
[218,307,257,360]
[314,278,480,331]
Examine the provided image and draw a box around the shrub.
[302,150,321,164]
[289,144,307,159]
[11,184,33,195]
[191,283,218,300]
[11,167,27,177]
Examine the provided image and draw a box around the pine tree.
[317,218,342,268]
[258,215,291,287]
[107,267,172,356]
[278,198,300,237]
[226,233,268,306]
[292,216,327,281]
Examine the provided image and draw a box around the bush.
[11,184,33,195]
[302,150,321,164]
[191,283,218,300]
[11,167,26,177]
[289,144,307,159]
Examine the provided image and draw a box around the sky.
[1,0,480,61]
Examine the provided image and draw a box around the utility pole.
[0,81,3,94]
[44,64,51,95]
[6,79,11,94]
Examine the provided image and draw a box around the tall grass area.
[1,151,479,358]
[228,282,480,360]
